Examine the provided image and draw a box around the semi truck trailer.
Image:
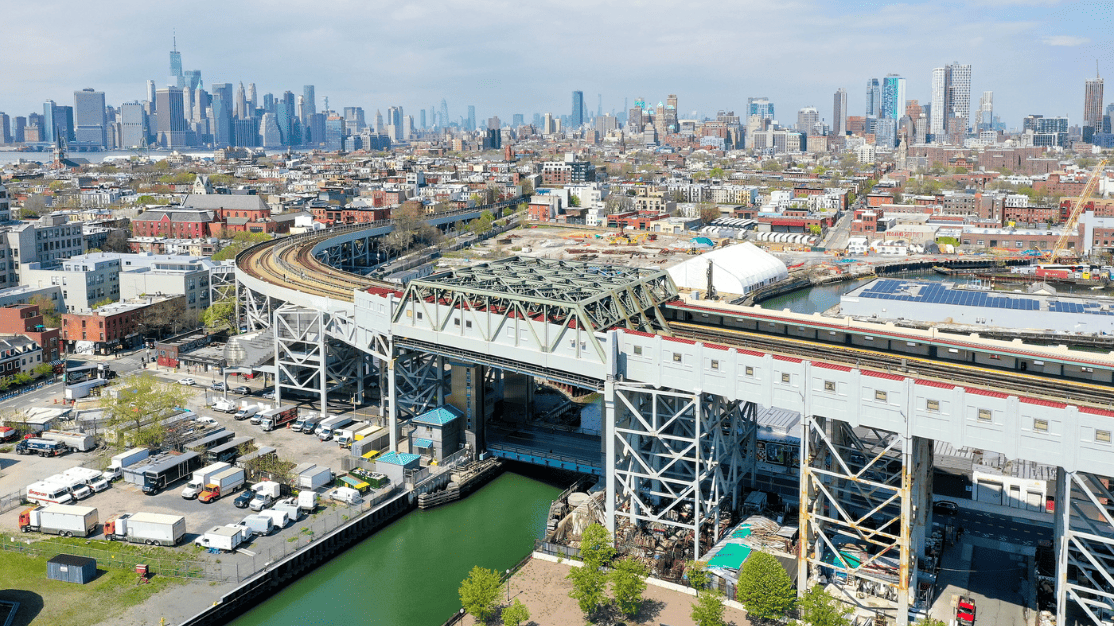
[19,504,98,537]
[104,512,187,546]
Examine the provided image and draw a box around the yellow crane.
[1047,159,1108,264]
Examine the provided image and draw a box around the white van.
[25,481,75,505]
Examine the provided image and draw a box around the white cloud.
[1041,35,1091,46]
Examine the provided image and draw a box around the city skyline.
[0,1,1109,129]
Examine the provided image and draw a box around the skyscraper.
[797,107,820,134]
[930,68,946,139]
[154,87,189,147]
[747,97,775,119]
[833,88,848,136]
[571,91,584,129]
[146,80,157,109]
[865,79,881,118]
[169,35,183,87]
[247,83,257,111]
[420,109,427,130]
[439,99,449,129]
[41,100,57,144]
[235,83,247,119]
[881,74,906,120]
[945,63,971,142]
[976,91,994,131]
[73,88,107,147]
[1084,73,1104,136]
[303,85,316,123]
[467,105,476,131]
[120,102,148,148]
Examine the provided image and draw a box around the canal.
[229,471,560,626]
[757,271,953,314]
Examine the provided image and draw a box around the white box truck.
[297,466,333,491]
[41,430,96,452]
[212,398,236,413]
[249,481,282,511]
[19,504,98,537]
[61,467,110,493]
[272,498,303,523]
[238,514,275,536]
[258,508,290,529]
[198,467,246,504]
[108,447,150,480]
[298,491,319,512]
[316,415,354,441]
[233,404,263,422]
[181,462,231,499]
[195,525,246,552]
[104,512,187,546]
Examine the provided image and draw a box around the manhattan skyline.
[0,0,1110,127]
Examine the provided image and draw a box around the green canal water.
[757,271,952,314]
[229,472,560,626]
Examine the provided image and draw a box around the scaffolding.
[798,417,931,625]
[605,381,756,560]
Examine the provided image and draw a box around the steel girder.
[385,343,448,453]
[240,283,280,331]
[798,417,930,625]
[273,305,372,413]
[1055,471,1114,626]
[211,264,237,305]
[605,382,756,560]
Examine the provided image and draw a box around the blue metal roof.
[377,451,421,466]
[413,438,433,448]
[412,406,462,427]
[857,278,1114,316]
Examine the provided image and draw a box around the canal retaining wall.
[178,492,414,626]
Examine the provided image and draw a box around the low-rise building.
[61,295,184,355]
[0,335,43,377]
[0,304,60,364]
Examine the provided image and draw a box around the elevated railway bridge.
[236,219,1114,626]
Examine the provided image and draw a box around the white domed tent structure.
[667,242,788,296]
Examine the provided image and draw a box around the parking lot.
[0,373,381,562]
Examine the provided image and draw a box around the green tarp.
[707,543,752,570]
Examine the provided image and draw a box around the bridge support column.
[607,382,754,561]
[1054,470,1114,626]
[798,417,927,626]
[385,345,449,452]
[273,305,327,411]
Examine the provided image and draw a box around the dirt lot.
[462,558,750,626]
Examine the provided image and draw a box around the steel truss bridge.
[236,220,1114,626]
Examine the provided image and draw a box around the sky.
[1,0,1111,131]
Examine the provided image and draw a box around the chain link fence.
[0,539,218,581]
[0,490,26,515]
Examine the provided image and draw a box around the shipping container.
[47,554,96,584]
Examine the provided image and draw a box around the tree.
[459,566,502,623]
[698,203,720,224]
[737,551,796,621]
[501,599,530,626]
[798,585,851,626]
[92,297,116,309]
[468,210,495,236]
[762,160,783,172]
[567,563,608,619]
[579,523,615,569]
[31,364,54,380]
[29,295,61,327]
[610,557,649,618]
[202,299,237,333]
[102,229,131,253]
[691,589,726,626]
[99,373,190,449]
[686,560,711,591]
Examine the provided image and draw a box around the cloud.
[1041,35,1091,46]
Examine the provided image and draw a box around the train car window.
[781,372,790,383]
[875,390,887,401]
[824,380,835,392]
[926,399,939,412]
[978,408,992,422]
[672,352,682,363]
[745,366,754,377]
[710,360,720,370]
[1097,430,1111,444]
[633,345,643,356]
[1033,419,1049,432]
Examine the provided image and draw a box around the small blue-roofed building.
[410,406,463,462]
[375,451,421,485]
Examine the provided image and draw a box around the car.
[194,416,218,426]
[211,382,227,391]
[262,390,275,399]
[234,489,255,509]
[232,386,250,395]
[933,500,959,516]
[179,378,196,386]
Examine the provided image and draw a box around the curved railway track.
[669,321,1114,408]
[239,233,382,301]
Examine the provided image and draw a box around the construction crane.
[1047,159,1108,264]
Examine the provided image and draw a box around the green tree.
[691,589,726,626]
[610,557,649,618]
[459,566,502,623]
[99,373,190,448]
[698,203,721,224]
[501,599,530,626]
[92,297,116,309]
[798,585,851,626]
[567,563,608,619]
[579,523,615,569]
[737,551,795,621]
[468,210,496,236]
[202,299,237,333]
[31,364,54,379]
[29,294,61,327]
[686,560,711,591]
[709,166,726,179]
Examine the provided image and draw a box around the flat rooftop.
[841,279,1114,333]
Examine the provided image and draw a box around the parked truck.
[19,504,98,537]
[195,525,247,552]
[238,514,275,537]
[298,490,319,513]
[258,508,290,529]
[41,430,96,452]
[259,406,299,432]
[297,465,333,491]
[181,462,231,499]
[272,498,303,523]
[198,467,246,504]
[185,429,234,455]
[291,412,317,433]
[205,436,254,464]
[63,379,108,401]
[233,404,263,421]
[212,398,237,413]
[25,481,74,505]
[104,512,187,546]
[62,467,110,493]
[141,451,202,495]
[249,481,282,511]
[15,438,67,457]
[108,447,149,480]
[316,415,354,441]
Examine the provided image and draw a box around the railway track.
[669,322,1114,408]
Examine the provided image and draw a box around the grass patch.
[0,549,180,626]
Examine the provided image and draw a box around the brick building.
[61,295,184,355]
[0,304,60,364]
[1035,173,1087,198]
[310,205,392,226]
